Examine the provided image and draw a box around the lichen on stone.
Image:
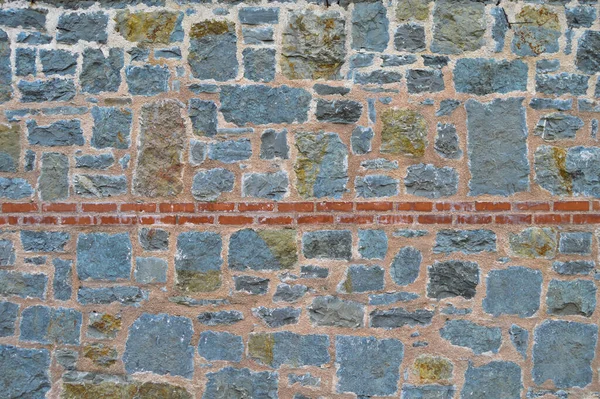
[380,108,427,157]
[114,11,181,45]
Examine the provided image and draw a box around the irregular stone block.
[73,174,127,198]
[21,230,69,253]
[382,54,417,66]
[413,355,453,383]
[407,69,445,93]
[221,85,311,126]
[209,139,252,163]
[303,230,352,260]
[80,48,123,94]
[39,49,77,76]
[512,6,560,56]
[139,228,169,251]
[0,177,33,199]
[0,30,10,103]
[242,26,273,44]
[405,163,458,198]
[509,227,557,259]
[0,301,18,337]
[491,7,509,52]
[0,124,20,172]
[0,270,46,299]
[27,119,83,147]
[509,324,529,359]
[188,99,217,138]
[552,260,595,275]
[198,310,243,325]
[288,373,320,387]
[462,361,522,399]
[87,312,121,340]
[309,296,364,328]
[229,228,296,270]
[370,307,434,328]
[0,239,15,266]
[57,12,108,44]
[301,265,329,279]
[316,99,362,124]
[295,131,348,198]
[336,335,403,396]
[175,231,222,292]
[559,232,592,255]
[273,284,307,303]
[352,3,389,52]
[401,384,455,399]
[576,30,600,74]
[340,264,384,293]
[434,229,496,254]
[189,20,237,81]
[440,320,502,354]
[351,126,373,155]
[466,97,529,196]
[82,343,118,367]
[390,246,422,286]
[115,10,182,45]
[20,305,81,345]
[281,10,346,80]
[369,291,419,305]
[454,59,527,95]
[192,168,235,201]
[0,345,50,399]
[134,100,185,197]
[15,48,35,77]
[533,320,598,388]
[189,140,206,165]
[124,313,194,378]
[39,152,69,201]
[91,106,132,149]
[530,98,573,111]
[243,48,275,82]
[566,6,597,28]
[427,260,479,299]
[434,123,461,159]
[355,174,398,198]
[135,257,167,284]
[253,306,301,328]
[380,108,427,156]
[0,8,47,30]
[536,72,588,96]
[17,32,52,45]
[204,367,278,399]
[394,23,425,52]
[75,153,114,169]
[77,286,148,306]
[234,275,269,295]
[260,129,288,159]
[396,0,430,21]
[535,113,584,141]
[77,233,131,281]
[483,267,543,317]
[126,65,169,96]
[239,7,279,25]
[354,70,402,85]
[358,229,387,259]
[431,0,485,54]
[198,331,243,362]
[547,279,596,317]
[242,172,289,200]
[62,377,192,399]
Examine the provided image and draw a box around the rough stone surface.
[188,20,237,81]
[455,59,528,95]
[462,361,522,399]
[431,0,486,54]
[91,107,132,149]
[204,367,278,399]
[483,267,543,317]
[340,264,384,293]
[0,345,50,399]
[230,229,296,270]
[77,232,132,281]
[175,231,222,293]
[39,152,69,201]
[20,305,81,345]
[390,246,422,286]
[509,227,557,259]
[381,108,427,157]
[405,163,458,198]
[440,320,502,354]
[309,296,364,328]
[434,229,496,254]
[546,279,596,317]
[303,230,352,260]
[427,260,479,299]
[352,3,388,52]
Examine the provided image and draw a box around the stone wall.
[0,0,600,398]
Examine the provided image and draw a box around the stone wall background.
[0,0,600,398]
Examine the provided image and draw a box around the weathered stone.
[55,349,77,370]
[354,70,402,86]
[77,286,148,306]
[40,49,77,76]
[220,85,311,126]
[423,55,449,69]
[536,73,589,96]
[83,343,118,367]
[405,163,458,198]
[533,320,598,388]
[19,78,75,102]
[24,256,45,265]
[370,307,434,328]
[229,229,296,271]
[87,312,121,339]
[126,65,169,96]
[260,129,289,159]
[512,6,560,56]
[189,140,206,165]
[73,175,127,198]
[242,26,273,44]
[434,123,461,159]
[77,232,131,281]
[355,175,398,198]
[134,100,185,197]
[20,305,81,345]
[15,48,35,77]
[401,384,455,399]
[315,99,362,124]
[535,113,584,141]
[466,98,529,196]
[431,0,485,54]
[198,331,243,362]
[198,310,243,325]
[155,47,181,59]
[566,6,596,28]
[294,131,348,198]
[24,150,35,171]
[239,7,279,24]
[115,10,182,45]
[396,0,430,21]
[0,301,18,337]
[234,275,269,295]
[303,230,351,260]
[455,59,528,95]
[21,230,69,253]
[253,306,301,328]
[462,361,522,399]
[209,139,252,163]
[192,168,235,201]
[273,284,307,303]
[281,10,346,80]
[336,335,403,396]
[27,119,83,147]
[434,229,496,254]
[340,264,384,293]
[91,107,132,149]
[483,267,543,317]
[530,98,572,112]
[203,367,278,399]
[427,260,479,299]
[491,6,509,52]
[135,257,167,284]
[0,30,10,103]
[57,12,108,44]
[124,313,194,378]
[382,54,417,67]
[509,227,557,259]
[413,355,453,383]
[0,240,15,266]
[175,232,222,293]
[0,8,47,30]
[288,373,320,387]
[394,23,425,52]
[38,152,69,201]
[509,324,529,359]
[407,69,444,94]
[576,30,600,74]
[75,154,114,170]
[390,246,421,286]
[80,49,123,94]
[381,108,427,157]
[352,3,389,52]
[16,32,52,45]
[559,232,592,255]
[188,20,237,81]
[0,345,50,399]
[61,377,192,399]
[242,172,289,200]
[440,320,501,354]
[301,265,329,279]
[546,279,596,317]
[309,296,364,328]
[350,126,373,155]
[244,48,275,82]
[0,178,33,199]
[358,229,387,260]
[139,228,169,251]
[552,260,595,275]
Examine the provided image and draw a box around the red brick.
[238,202,275,212]
[495,214,532,224]
[573,214,600,224]
[277,202,314,212]
[177,216,214,225]
[0,216,7,225]
[297,215,334,224]
[159,203,195,213]
[218,215,254,225]
[475,201,511,212]
[553,201,589,211]
[514,202,550,211]
[7,216,19,225]
[534,214,571,224]
[378,215,413,224]
[258,216,294,225]
[82,203,117,213]
[99,216,137,225]
[120,203,156,212]
[456,214,492,224]
[3,203,38,213]
[42,203,77,212]
[197,203,236,212]
[61,216,93,225]
[316,201,353,212]
[159,215,177,224]
[356,202,393,211]
[139,216,158,225]
[418,215,452,224]
[397,202,433,211]
[22,216,58,225]
[338,215,374,224]
[435,202,475,212]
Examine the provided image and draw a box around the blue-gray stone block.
[533,320,598,388]
[0,345,50,399]
[91,106,132,149]
[0,177,33,199]
[17,32,52,45]
[242,172,289,200]
[52,258,72,301]
[124,313,195,378]
[509,324,529,359]
[76,232,132,281]
[370,307,434,329]
[189,99,217,137]
[198,310,244,325]
[369,291,419,305]
[558,232,592,255]
[203,367,278,399]
[198,331,243,362]
[401,384,455,399]
[235,275,269,294]
[0,270,46,299]
[243,48,275,82]
[340,264,384,293]
[0,30,10,103]
[529,98,572,111]
[576,30,600,74]
[242,26,274,44]
[349,53,375,69]
[239,7,279,24]
[273,283,307,303]
[77,286,148,306]
[309,296,363,328]
[126,65,169,96]
[535,113,584,141]
[491,7,508,52]
[454,59,527,95]
[435,123,462,159]
[192,168,235,201]
[358,229,387,259]
[316,99,362,124]
[390,246,422,286]
[21,230,70,253]
[176,231,222,272]
[20,305,81,345]
[395,23,425,52]
[536,72,588,96]
[27,119,83,147]
[427,260,479,299]
[15,48,36,77]
[434,229,496,254]
[355,175,398,198]
[0,239,15,266]
[546,279,596,317]
[73,174,127,197]
[260,129,289,159]
[354,70,402,85]
[566,6,597,28]
[18,78,75,103]
[462,361,522,399]
[57,12,108,43]
[80,48,123,94]
[303,230,352,260]
[135,257,168,284]
[209,139,252,163]
[251,331,330,368]
[483,267,543,317]
[336,335,404,396]
[253,306,301,328]
[552,260,595,275]
[352,2,389,52]
[351,126,373,155]
[440,320,502,354]
[0,8,47,30]
[229,228,296,271]
[189,140,207,165]
[0,301,18,337]
[139,228,169,251]
[407,69,445,94]
[40,49,77,76]
[405,163,458,198]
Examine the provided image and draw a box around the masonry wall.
[0,0,600,398]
